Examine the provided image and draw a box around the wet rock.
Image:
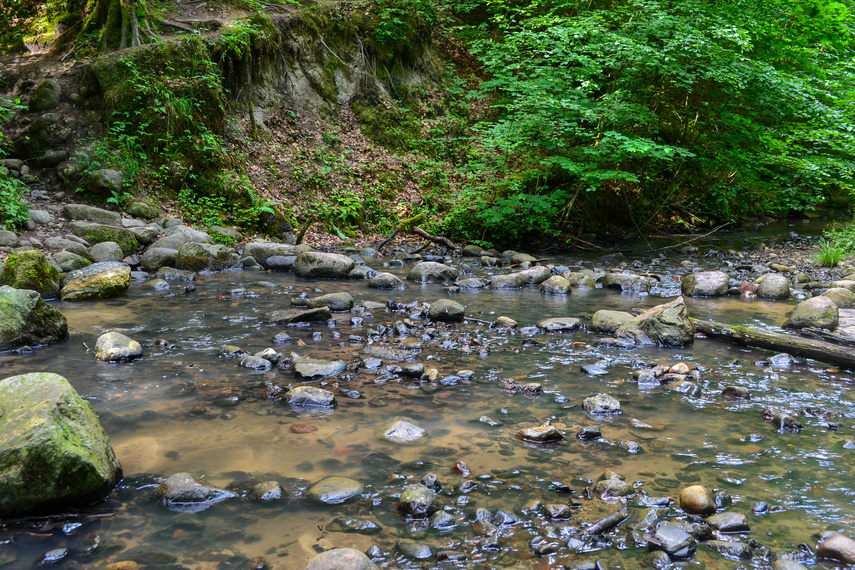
[89,241,124,263]
[174,242,240,272]
[594,475,634,498]
[771,561,809,570]
[240,355,272,371]
[94,332,143,362]
[305,548,379,570]
[516,425,564,443]
[515,265,551,285]
[681,271,730,297]
[456,277,487,289]
[783,296,838,330]
[397,541,433,560]
[368,272,406,289]
[61,261,130,301]
[490,272,526,289]
[273,333,293,344]
[155,266,195,282]
[150,225,212,250]
[648,523,697,558]
[817,533,855,564]
[590,310,633,334]
[706,512,749,533]
[155,473,236,511]
[69,221,139,255]
[307,476,364,504]
[398,483,439,518]
[270,306,332,324]
[679,485,716,515]
[0,250,62,299]
[430,510,458,530]
[721,386,751,400]
[618,440,642,454]
[250,481,283,501]
[143,278,170,290]
[822,287,855,309]
[53,251,91,272]
[615,296,694,347]
[308,292,354,311]
[428,299,465,322]
[267,255,297,271]
[602,272,652,293]
[577,427,602,441]
[242,242,302,266]
[0,373,122,516]
[757,273,791,300]
[295,252,356,278]
[40,547,69,565]
[381,420,427,443]
[291,354,346,378]
[537,317,582,331]
[544,503,572,519]
[285,386,336,408]
[704,539,753,560]
[362,345,417,362]
[407,261,458,283]
[596,338,636,350]
[494,316,517,329]
[583,393,622,415]
[325,517,382,534]
[63,204,122,226]
[0,286,68,350]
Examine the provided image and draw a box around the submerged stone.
[398,483,439,518]
[154,473,236,512]
[515,425,564,443]
[306,548,379,570]
[291,354,347,378]
[380,420,427,443]
[285,386,336,408]
[306,476,364,504]
[0,286,68,350]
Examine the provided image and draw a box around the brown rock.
[817,533,855,564]
[679,485,716,515]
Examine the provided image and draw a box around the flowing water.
[1,247,854,569]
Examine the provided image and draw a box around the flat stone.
[381,420,426,443]
[516,425,564,443]
[292,354,347,378]
[308,292,354,311]
[61,262,130,301]
[537,317,581,331]
[306,476,364,504]
[285,386,336,408]
[306,548,378,570]
[63,204,122,226]
[270,306,331,324]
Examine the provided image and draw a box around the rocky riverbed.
[1,202,855,569]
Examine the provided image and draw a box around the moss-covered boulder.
[28,79,61,112]
[0,373,122,516]
[125,202,161,220]
[68,221,139,256]
[61,262,131,301]
[174,242,240,272]
[0,286,68,350]
[615,296,694,347]
[0,250,61,299]
[783,296,838,330]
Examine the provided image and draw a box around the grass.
[815,222,855,267]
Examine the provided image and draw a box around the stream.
[1,236,854,569]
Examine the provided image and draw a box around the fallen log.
[691,318,855,370]
[376,213,425,253]
[411,226,457,250]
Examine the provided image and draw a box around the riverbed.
[1,246,854,569]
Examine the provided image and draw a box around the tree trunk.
[691,318,855,369]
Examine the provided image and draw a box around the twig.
[464,317,492,325]
[653,223,730,251]
[158,19,195,33]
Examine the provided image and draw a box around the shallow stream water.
[1,245,854,569]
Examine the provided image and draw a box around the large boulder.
[28,79,62,112]
[140,247,178,272]
[307,292,354,312]
[0,250,61,299]
[490,273,526,290]
[757,273,791,301]
[783,296,838,330]
[615,296,694,347]
[368,272,406,289]
[62,204,122,226]
[518,266,551,285]
[242,242,304,266]
[590,310,633,334]
[539,275,571,295]
[295,252,355,279]
[602,273,652,293]
[428,299,465,322]
[536,317,581,331]
[150,225,212,250]
[0,373,122,516]
[406,261,457,283]
[822,287,855,309]
[0,286,68,350]
[681,271,729,297]
[68,221,139,255]
[174,242,240,272]
[61,262,130,301]
[306,548,379,570]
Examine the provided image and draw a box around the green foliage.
[0,93,30,229]
[442,0,855,243]
[373,0,437,52]
[815,238,845,267]
[816,222,855,267]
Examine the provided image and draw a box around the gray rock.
[127,225,158,245]
[515,425,564,443]
[250,481,283,501]
[155,267,195,282]
[536,317,581,331]
[539,275,571,295]
[490,273,526,289]
[270,306,331,324]
[61,262,130,301]
[822,287,855,309]
[306,548,379,570]
[783,296,838,330]
[398,484,439,518]
[705,512,749,533]
[53,251,90,272]
[456,277,487,289]
[125,202,161,220]
[615,296,694,347]
[0,373,121,516]
[0,250,61,299]
[154,473,236,512]
[266,255,297,271]
[68,221,138,255]
[94,332,142,362]
[89,241,124,263]
[361,345,418,362]
[583,393,622,415]
[347,266,375,279]
[174,242,240,272]
[648,523,697,558]
[757,273,791,300]
[602,272,652,292]
[140,247,178,272]
[143,278,170,290]
[0,230,20,248]
[28,209,53,225]
[681,271,730,297]
[325,517,382,534]
[462,244,484,257]
[428,299,465,322]
[407,261,457,283]
[285,386,336,407]
[590,310,633,333]
[510,252,537,264]
[704,539,753,560]
[85,169,122,196]
[63,204,122,227]
[308,292,354,311]
[397,541,433,560]
[150,225,212,250]
[240,355,272,370]
[306,476,364,504]
[292,354,347,378]
[368,272,406,289]
[242,242,303,266]
[295,252,355,279]
[518,265,551,284]
[381,420,427,443]
[563,271,597,288]
[44,237,90,258]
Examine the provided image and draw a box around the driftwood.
[376,213,425,252]
[796,327,855,349]
[691,318,855,370]
[507,257,549,268]
[583,503,629,535]
[411,226,457,250]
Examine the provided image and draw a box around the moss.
[79,226,138,256]
[0,251,61,299]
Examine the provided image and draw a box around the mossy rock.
[125,202,161,220]
[0,373,122,516]
[0,286,68,350]
[68,221,139,256]
[28,79,61,112]
[174,242,240,272]
[0,250,61,299]
[60,262,130,301]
